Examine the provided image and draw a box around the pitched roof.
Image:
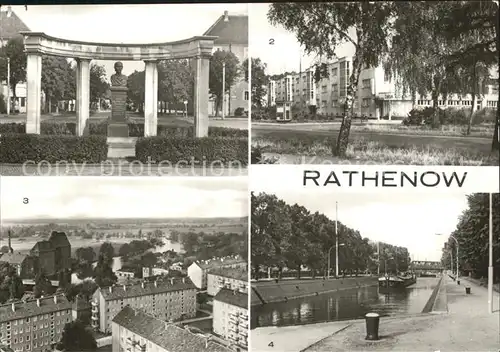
[99,277,196,301]
[214,288,247,309]
[48,231,71,248]
[0,10,30,41]
[203,12,248,46]
[208,266,248,282]
[0,252,27,265]
[0,294,71,323]
[195,256,246,270]
[112,306,232,352]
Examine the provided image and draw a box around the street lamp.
[1,5,12,116]
[222,61,226,120]
[437,233,459,279]
[327,243,345,279]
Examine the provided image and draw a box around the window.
[362,98,371,107]
[332,68,338,77]
[384,71,391,82]
[362,79,371,89]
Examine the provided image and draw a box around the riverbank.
[252,276,378,305]
[300,275,500,351]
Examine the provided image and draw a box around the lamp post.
[335,201,339,277]
[1,5,12,116]
[437,234,458,279]
[221,61,226,120]
[327,243,345,279]
[488,193,493,314]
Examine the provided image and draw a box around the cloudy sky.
[251,190,470,262]
[1,177,248,220]
[10,4,247,79]
[250,3,355,75]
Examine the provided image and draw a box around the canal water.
[251,277,438,329]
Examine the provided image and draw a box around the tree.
[65,281,98,302]
[93,256,117,288]
[0,245,9,253]
[119,243,131,258]
[127,70,145,112]
[158,59,193,109]
[209,50,240,116]
[57,320,97,351]
[0,37,26,100]
[90,63,109,108]
[41,56,74,113]
[0,262,24,303]
[268,3,393,157]
[34,270,52,298]
[75,247,96,264]
[98,242,115,266]
[245,57,268,109]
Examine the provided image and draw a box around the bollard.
[365,312,380,341]
[457,280,460,285]
[465,287,471,294]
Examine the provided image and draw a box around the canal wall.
[421,276,443,313]
[252,276,378,305]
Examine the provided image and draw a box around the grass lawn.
[253,131,499,165]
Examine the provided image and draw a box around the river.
[251,277,438,329]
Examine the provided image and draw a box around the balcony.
[91,301,98,307]
[91,315,99,321]
[92,306,98,314]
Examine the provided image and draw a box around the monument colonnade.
[21,32,216,137]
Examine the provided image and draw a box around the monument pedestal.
[107,86,135,158]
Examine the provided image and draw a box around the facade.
[204,11,249,117]
[142,267,169,279]
[111,305,232,352]
[29,232,71,278]
[213,289,248,350]
[268,56,499,119]
[187,256,247,290]
[116,270,135,281]
[0,295,73,352]
[0,253,29,277]
[0,9,29,114]
[207,267,248,297]
[91,278,197,333]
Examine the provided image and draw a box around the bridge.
[411,261,443,272]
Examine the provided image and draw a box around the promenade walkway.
[300,275,500,351]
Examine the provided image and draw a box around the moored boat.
[378,273,416,288]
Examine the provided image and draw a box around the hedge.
[136,136,248,166]
[0,134,108,163]
[0,121,247,138]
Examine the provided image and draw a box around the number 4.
[268,342,274,347]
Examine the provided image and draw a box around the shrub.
[0,122,25,134]
[135,136,248,166]
[251,146,278,164]
[0,93,6,114]
[0,134,108,163]
[472,108,497,124]
[234,107,245,116]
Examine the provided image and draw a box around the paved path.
[306,275,500,351]
[252,124,493,154]
[252,321,351,352]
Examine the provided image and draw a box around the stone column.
[26,53,42,134]
[75,58,91,136]
[192,54,210,137]
[144,60,158,137]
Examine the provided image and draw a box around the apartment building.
[204,10,249,116]
[188,256,247,289]
[91,278,197,334]
[207,267,248,297]
[0,295,73,352]
[268,69,316,108]
[213,289,248,350]
[112,305,232,352]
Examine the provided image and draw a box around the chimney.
[123,285,126,291]
[8,230,13,254]
[54,296,57,304]
[11,303,15,312]
[224,10,229,22]
[141,282,145,289]
[170,278,174,285]
[154,281,158,287]
[109,287,112,293]
[37,298,41,307]
[182,277,186,284]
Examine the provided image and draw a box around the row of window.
[1,311,70,330]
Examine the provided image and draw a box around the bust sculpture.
[110,61,127,87]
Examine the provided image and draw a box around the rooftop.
[112,306,232,352]
[214,288,248,310]
[203,11,247,46]
[0,294,71,323]
[0,252,27,265]
[208,266,248,282]
[0,10,30,42]
[99,277,196,301]
[195,255,246,270]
